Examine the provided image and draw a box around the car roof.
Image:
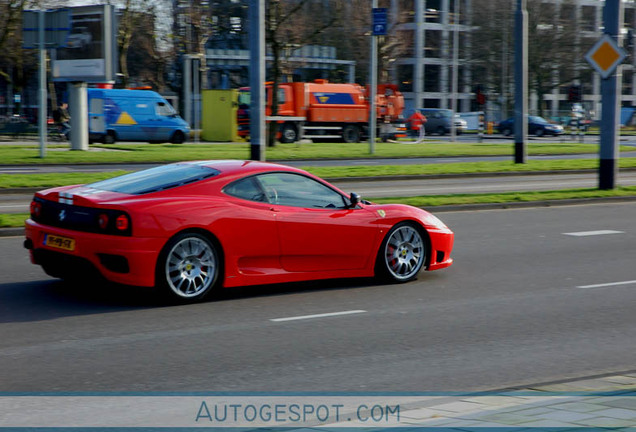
[180,160,304,177]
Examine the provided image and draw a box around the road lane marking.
[563,230,624,237]
[270,310,367,322]
[0,205,28,209]
[577,280,636,289]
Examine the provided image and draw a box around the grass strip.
[3,158,636,189]
[0,213,30,228]
[306,158,636,178]
[0,141,627,165]
[371,186,636,207]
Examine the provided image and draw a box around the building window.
[425,65,440,92]
[398,64,413,92]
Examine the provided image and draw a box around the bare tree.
[0,0,30,84]
[264,0,340,146]
[118,0,170,89]
[471,0,580,117]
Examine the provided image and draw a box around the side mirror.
[349,192,362,208]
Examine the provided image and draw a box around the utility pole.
[38,10,46,158]
[249,0,266,161]
[599,0,623,189]
[450,0,460,142]
[514,0,528,164]
[369,0,379,154]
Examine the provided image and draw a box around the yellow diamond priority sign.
[585,34,627,79]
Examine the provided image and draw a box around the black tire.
[375,222,428,283]
[279,124,298,143]
[155,232,221,303]
[342,125,361,143]
[535,128,545,137]
[437,126,446,136]
[502,127,512,136]
[41,263,64,279]
[170,130,186,144]
[103,131,116,144]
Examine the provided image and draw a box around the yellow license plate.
[44,234,75,251]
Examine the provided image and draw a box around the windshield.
[88,164,219,195]
[238,90,250,106]
[530,116,548,124]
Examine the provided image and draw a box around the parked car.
[24,160,455,303]
[497,116,564,137]
[66,26,92,49]
[418,108,467,135]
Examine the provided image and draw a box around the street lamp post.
[514,0,528,164]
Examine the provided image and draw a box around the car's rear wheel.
[437,126,446,136]
[376,222,427,282]
[342,124,361,143]
[156,232,220,302]
[502,127,512,136]
[171,130,186,144]
[103,130,117,144]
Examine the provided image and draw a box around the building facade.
[392,0,636,121]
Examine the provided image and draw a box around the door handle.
[269,207,280,212]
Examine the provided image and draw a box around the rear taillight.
[116,214,130,231]
[95,211,131,236]
[98,214,109,230]
[30,201,42,218]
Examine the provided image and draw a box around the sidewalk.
[330,373,636,429]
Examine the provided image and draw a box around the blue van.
[88,89,190,144]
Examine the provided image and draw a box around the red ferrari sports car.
[24,160,454,302]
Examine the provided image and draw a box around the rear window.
[88,164,219,195]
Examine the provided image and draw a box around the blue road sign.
[372,8,387,36]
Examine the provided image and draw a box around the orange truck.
[237,79,406,143]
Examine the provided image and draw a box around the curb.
[0,227,26,237]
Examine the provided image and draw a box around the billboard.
[51,5,117,83]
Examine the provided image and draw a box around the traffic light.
[476,85,486,106]
[568,85,582,103]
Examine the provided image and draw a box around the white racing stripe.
[577,280,636,289]
[563,230,624,237]
[270,309,367,322]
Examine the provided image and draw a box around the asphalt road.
[1,202,635,392]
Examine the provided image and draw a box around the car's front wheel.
[279,124,298,143]
[376,222,427,282]
[171,130,186,144]
[156,232,220,302]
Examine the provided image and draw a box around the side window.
[224,177,267,202]
[256,173,347,209]
[156,101,176,116]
